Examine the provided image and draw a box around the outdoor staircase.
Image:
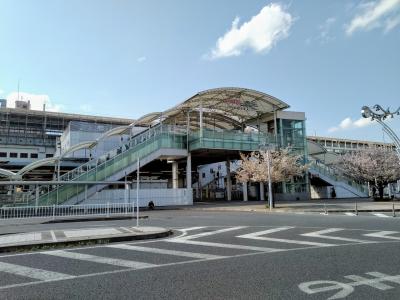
[37,125,187,205]
[308,161,368,198]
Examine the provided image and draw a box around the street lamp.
[260,143,276,210]
[361,105,400,159]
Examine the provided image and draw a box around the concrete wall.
[82,188,193,207]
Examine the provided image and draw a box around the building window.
[0,152,6,157]
[46,154,53,158]
[20,153,28,158]
[10,153,17,158]
[30,153,38,159]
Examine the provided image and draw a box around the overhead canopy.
[17,157,59,176]
[134,88,289,130]
[0,168,16,178]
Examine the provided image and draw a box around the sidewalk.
[191,198,400,213]
[0,226,171,253]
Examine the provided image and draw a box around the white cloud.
[5,92,64,112]
[328,117,374,133]
[384,14,400,32]
[345,0,400,35]
[306,17,336,45]
[137,56,146,63]
[206,3,293,59]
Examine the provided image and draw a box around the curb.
[43,215,149,224]
[0,229,173,253]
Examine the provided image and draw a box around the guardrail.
[0,202,137,220]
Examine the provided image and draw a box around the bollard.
[324,203,327,215]
[393,203,396,217]
[52,204,56,220]
[355,202,358,216]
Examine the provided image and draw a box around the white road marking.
[180,226,246,240]
[180,226,206,232]
[0,261,75,281]
[166,238,281,252]
[345,212,356,216]
[364,231,400,240]
[50,230,57,242]
[237,227,335,247]
[372,213,390,218]
[299,271,400,299]
[107,244,225,259]
[301,228,371,243]
[44,250,156,269]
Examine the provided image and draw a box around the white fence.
[0,203,137,220]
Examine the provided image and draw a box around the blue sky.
[0,0,399,142]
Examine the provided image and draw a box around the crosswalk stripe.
[345,212,356,216]
[166,239,281,252]
[0,261,75,281]
[301,228,371,243]
[181,226,245,240]
[107,244,225,260]
[364,231,400,240]
[372,213,390,218]
[44,250,156,269]
[180,227,206,232]
[237,227,335,247]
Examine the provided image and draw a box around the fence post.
[393,203,396,217]
[324,203,327,215]
[52,204,56,220]
[355,202,358,216]
[107,201,110,217]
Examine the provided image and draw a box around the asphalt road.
[1,210,400,299]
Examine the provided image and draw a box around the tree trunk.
[378,182,384,200]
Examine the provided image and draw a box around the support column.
[186,153,192,189]
[260,182,265,201]
[243,182,248,202]
[172,161,178,189]
[226,159,232,201]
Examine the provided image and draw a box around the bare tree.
[236,148,307,203]
[336,148,400,199]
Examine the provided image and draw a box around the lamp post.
[260,143,275,210]
[362,105,400,195]
[361,105,400,159]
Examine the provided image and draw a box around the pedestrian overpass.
[4,87,310,206]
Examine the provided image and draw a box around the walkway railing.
[189,129,275,151]
[0,202,137,220]
[309,160,368,194]
[39,124,187,205]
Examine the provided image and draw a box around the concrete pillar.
[186,153,192,189]
[260,182,265,201]
[172,161,178,189]
[226,159,232,201]
[243,182,248,201]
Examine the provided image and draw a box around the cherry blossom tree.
[336,148,400,199]
[236,148,307,204]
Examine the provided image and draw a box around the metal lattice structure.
[361,105,400,158]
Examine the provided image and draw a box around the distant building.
[15,100,31,110]
[0,106,133,178]
[0,99,6,108]
[307,135,395,154]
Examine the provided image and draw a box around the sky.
[0,0,399,142]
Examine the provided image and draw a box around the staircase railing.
[309,160,368,194]
[39,124,187,205]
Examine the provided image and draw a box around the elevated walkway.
[38,125,273,205]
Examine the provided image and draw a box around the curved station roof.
[134,87,289,130]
